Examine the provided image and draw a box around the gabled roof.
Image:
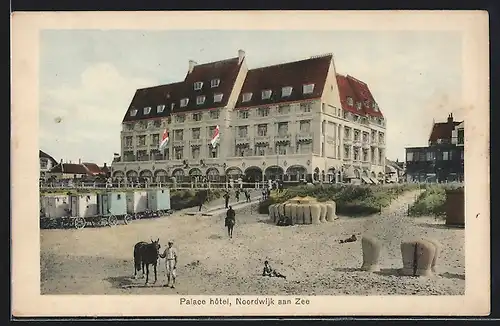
[49,163,91,175]
[235,55,332,108]
[429,121,462,143]
[336,74,383,117]
[122,56,244,122]
[39,150,58,166]
[82,162,103,175]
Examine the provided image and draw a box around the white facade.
[111,54,387,183]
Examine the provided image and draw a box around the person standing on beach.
[225,206,236,238]
[197,190,207,212]
[159,241,178,288]
[223,191,230,209]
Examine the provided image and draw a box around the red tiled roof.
[235,55,332,108]
[429,121,462,143]
[122,56,244,122]
[336,74,383,117]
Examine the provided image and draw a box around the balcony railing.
[296,132,313,142]
[254,135,270,144]
[235,136,250,145]
[274,133,291,142]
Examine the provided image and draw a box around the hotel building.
[111,50,387,184]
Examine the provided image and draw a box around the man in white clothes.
[159,240,178,288]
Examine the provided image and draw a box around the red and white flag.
[159,129,169,150]
[210,125,220,148]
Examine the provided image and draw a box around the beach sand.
[40,190,464,295]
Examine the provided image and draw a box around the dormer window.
[242,92,252,102]
[143,107,151,115]
[196,95,206,105]
[347,97,353,106]
[303,83,315,94]
[156,105,165,113]
[211,79,220,88]
[214,93,224,103]
[180,98,189,107]
[281,86,293,97]
[194,82,203,90]
[356,102,362,110]
[130,109,138,116]
[261,89,272,100]
[364,100,370,108]
[373,102,379,112]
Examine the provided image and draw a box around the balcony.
[136,143,148,149]
[344,137,352,144]
[371,139,378,145]
[296,132,313,142]
[378,141,386,148]
[274,133,292,143]
[172,140,185,147]
[362,141,370,148]
[235,136,250,145]
[189,139,203,147]
[343,157,352,162]
[254,135,270,144]
[362,161,371,169]
[353,138,361,146]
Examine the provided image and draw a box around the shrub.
[258,197,277,214]
[408,184,462,217]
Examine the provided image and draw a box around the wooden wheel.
[123,214,133,225]
[74,217,86,230]
[107,215,118,227]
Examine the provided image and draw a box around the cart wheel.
[74,217,86,230]
[135,213,141,220]
[107,215,118,227]
[123,214,133,225]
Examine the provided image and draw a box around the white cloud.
[39,63,157,164]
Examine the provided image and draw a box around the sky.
[39,29,463,165]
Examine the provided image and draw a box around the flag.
[210,125,220,148]
[159,129,169,151]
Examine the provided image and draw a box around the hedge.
[258,183,421,216]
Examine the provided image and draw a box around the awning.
[361,176,372,184]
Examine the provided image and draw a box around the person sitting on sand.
[262,260,286,279]
[339,234,357,244]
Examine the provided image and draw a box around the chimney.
[188,60,197,74]
[79,158,81,164]
[447,113,454,124]
[104,163,107,167]
[238,49,245,64]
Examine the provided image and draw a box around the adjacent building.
[405,113,464,182]
[46,160,109,181]
[111,51,387,184]
[39,150,58,180]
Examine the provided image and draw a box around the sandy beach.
[40,190,465,295]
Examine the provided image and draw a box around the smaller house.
[385,159,404,183]
[39,150,58,179]
[46,159,108,181]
